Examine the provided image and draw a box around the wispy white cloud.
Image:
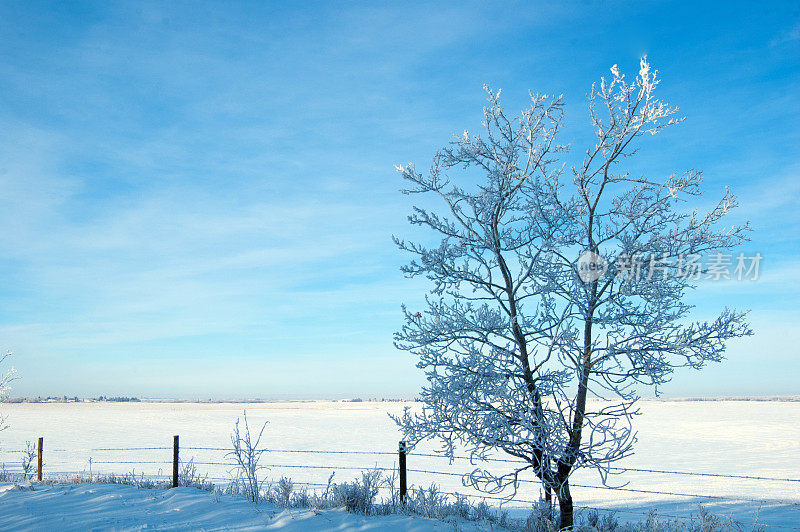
[770,21,800,46]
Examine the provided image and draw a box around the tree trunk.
[557,480,574,530]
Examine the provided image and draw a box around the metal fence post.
[398,440,407,504]
[172,435,179,488]
[37,437,43,481]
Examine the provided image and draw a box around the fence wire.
[2,440,798,529]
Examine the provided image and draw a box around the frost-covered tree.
[392,58,751,529]
[0,351,15,432]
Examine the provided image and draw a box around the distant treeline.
[661,396,800,402]
[3,396,141,403]
[96,396,141,402]
[345,398,418,403]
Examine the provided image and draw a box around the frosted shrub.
[274,476,293,507]
[520,500,557,532]
[474,500,495,522]
[332,469,381,514]
[567,507,761,532]
[406,484,447,519]
[227,411,268,503]
[0,351,15,432]
[20,441,36,480]
[93,470,163,489]
[0,464,19,483]
[179,458,214,491]
[290,487,311,508]
[451,493,471,520]
[401,485,503,524]
[585,509,621,531]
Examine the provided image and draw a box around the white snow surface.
[1,400,799,528]
[0,482,497,531]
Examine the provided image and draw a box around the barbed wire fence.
[0,438,798,530]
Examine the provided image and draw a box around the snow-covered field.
[0,482,495,531]
[0,400,798,528]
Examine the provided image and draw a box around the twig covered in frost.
[21,441,37,480]
[0,351,16,431]
[227,410,268,503]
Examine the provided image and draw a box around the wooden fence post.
[172,435,179,488]
[398,440,407,504]
[37,437,43,482]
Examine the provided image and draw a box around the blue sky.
[0,1,797,399]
